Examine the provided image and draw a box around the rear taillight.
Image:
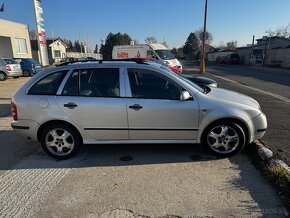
[11,102,18,121]
[31,64,35,69]
[6,65,11,71]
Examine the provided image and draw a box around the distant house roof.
[256,36,290,42]
[30,38,68,51]
[49,39,68,48]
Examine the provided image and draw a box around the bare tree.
[29,30,37,40]
[145,36,157,44]
[226,40,237,50]
[162,40,168,48]
[265,24,290,38]
[216,41,226,49]
[133,39,139,45]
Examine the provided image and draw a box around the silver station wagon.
[11,60,267,160]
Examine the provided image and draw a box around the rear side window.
[3,59,17,64]
[28,70,68,95]
[62,68,120,97]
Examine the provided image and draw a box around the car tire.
[0,72,7,81]
[23,70,31,77]
[40,124,82,160]
[202,121,246,157]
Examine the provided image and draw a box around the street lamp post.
[200,0,208,74]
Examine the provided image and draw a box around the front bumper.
[248,112,267,142]
[11,120,40,141]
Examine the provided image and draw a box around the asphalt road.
[0,73,289,217]
[182,61,290,166]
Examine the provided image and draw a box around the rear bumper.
[7,70,22,77]
[32,68,42,74]
[11,120,39,141]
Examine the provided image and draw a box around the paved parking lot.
[0,74,288,217]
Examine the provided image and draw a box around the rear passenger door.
[56,67,129,141]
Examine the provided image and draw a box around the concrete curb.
[254,140,290,184]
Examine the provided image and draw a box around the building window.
[54,50,61,58]
[15,38,28,54]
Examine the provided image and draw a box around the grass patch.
[263,164,290,185]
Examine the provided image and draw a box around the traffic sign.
[199,32,209,41]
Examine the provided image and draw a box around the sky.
[1,0,290,50]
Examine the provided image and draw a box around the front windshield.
[155,49,175,60]
[159,65,204,93]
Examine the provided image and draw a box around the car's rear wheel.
[23,70,31,77]
[40,124,82,160]
[0,72,7,81]
[203,122,246,157]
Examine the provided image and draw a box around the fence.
[66,52,103,60]
[264,48,290,68]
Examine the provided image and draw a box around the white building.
[0,19,32,59]
[49,39,67,62]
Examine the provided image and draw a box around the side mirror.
[180,91,192,101]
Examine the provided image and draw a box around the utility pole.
[199,0,208,74]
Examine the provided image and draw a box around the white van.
[112,43,182,71]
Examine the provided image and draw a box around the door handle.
[64,102,78,109]
[129,104,143,110]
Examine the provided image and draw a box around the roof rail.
[56,59,149,67]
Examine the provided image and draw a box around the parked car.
[143,59,217,87]
[11,60,267,160]
[0,58,22,81]
[215,56,224,64]
[78,57,98,61]
[224,53,240,64]
[181,74,218,88]
[145,59,182,73]
[14,58,42,76]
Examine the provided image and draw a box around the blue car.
[14,58,42,77]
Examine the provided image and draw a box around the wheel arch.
[200,117,250,145]
[0,70,7,76]
[37,120,83,143]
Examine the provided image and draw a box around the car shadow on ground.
[1,132,288,216]
[0,132,219,171]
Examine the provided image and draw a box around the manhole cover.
[120,155,133,162]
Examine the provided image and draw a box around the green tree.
[171,47,184,59]
[73,40,81,52]
[94,44,99,53]
[183,32,200,60]
[100,32,132,59]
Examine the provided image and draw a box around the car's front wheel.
[203,122,246,157]
[40,124,82,160]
